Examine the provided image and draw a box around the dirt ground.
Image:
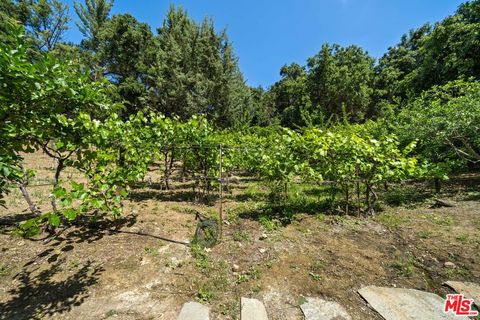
[0,152,479,320]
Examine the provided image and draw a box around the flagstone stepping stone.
[300,297,351,320]
[444,281,480,307]
[358,286,468,320]
[241,297,269,320]
[177,301,210,320]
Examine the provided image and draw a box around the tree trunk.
[356,180,361,216]
[365,182,377,215]
[434,178,441,194]
[50,158,65,213]
[365,182,371,215]
[163,148,170,190]
[18,181,40,216]
[344,184,349,215]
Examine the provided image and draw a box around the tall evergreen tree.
[97,13,156,114]
[20,0,70,52]
[153,6,251,127]
[74,0,114,50]
[307,44,375,122]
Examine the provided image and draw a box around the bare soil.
[0,152,479,319]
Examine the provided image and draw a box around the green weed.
[309,272,322,281]
[417,231,432,239]
[0,263,10,277]
[197,285,215,302]
[456,234,468,242]
[392,256,415,277]
[144,246,159,256]
[431,215,455,226]
[376,213,410,229]
[233,230,251,242]
[190,243,211,273]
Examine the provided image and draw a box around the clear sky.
[63,0,466,88]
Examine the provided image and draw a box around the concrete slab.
[300,297,351,320]
[444,281,480,307]
[177,301,210,320]
[358,286,468,320]
[241,297,269,320]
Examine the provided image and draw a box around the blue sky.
[63,0,465,87]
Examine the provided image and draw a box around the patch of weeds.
[144,246,159,256]
[311,259,325,272]
[461,190,480,201]
[225,208,238,224]
[0,263,10,277]
[167,204,183,213]
[456,234,468,242]
[295,225,311,235]
[309,272,322,281]
[417,231,432,239]
[196,284,215,302]
[431,215,455,226]
[346,218,367,231]
[244,184,265,201]
[376,213,410,229]
[422,271,436,290]
[251,285,261,294]
[205,208,219,218]
[265,259,274,269]
[233,230,251,242]
[219,301,238,317]
[237,274,250,284]
[258,215,282,231]
[383,186,432,207]
[104,310,118,319]
[316,213,326,222]
[190,243,211,273]
[237,266,262,284]
[444,267,471,278]
[392,256,415,277]
[248,266,262,279]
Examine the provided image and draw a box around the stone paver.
[358,286,469,320]
[300,297,351,320]
[444,281,480,307]
[241,297,269,320]
[177,301,210,320]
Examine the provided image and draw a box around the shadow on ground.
[129,189,218,205]
[0,251,103,320]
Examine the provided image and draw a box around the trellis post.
[218,144,223,239]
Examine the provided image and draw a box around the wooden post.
[219,144,223,240]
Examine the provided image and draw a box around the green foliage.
[395,80,480,177]
[307,44,375,122]
[97,13,155,113]
[266,63,314,127]
[153,6,252,127]
[392,255,415,277]
[383,186,432,207]
[376,1,480,102]
[74,0,114,50]
[21,0,70,53]
[376,213,410,229]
